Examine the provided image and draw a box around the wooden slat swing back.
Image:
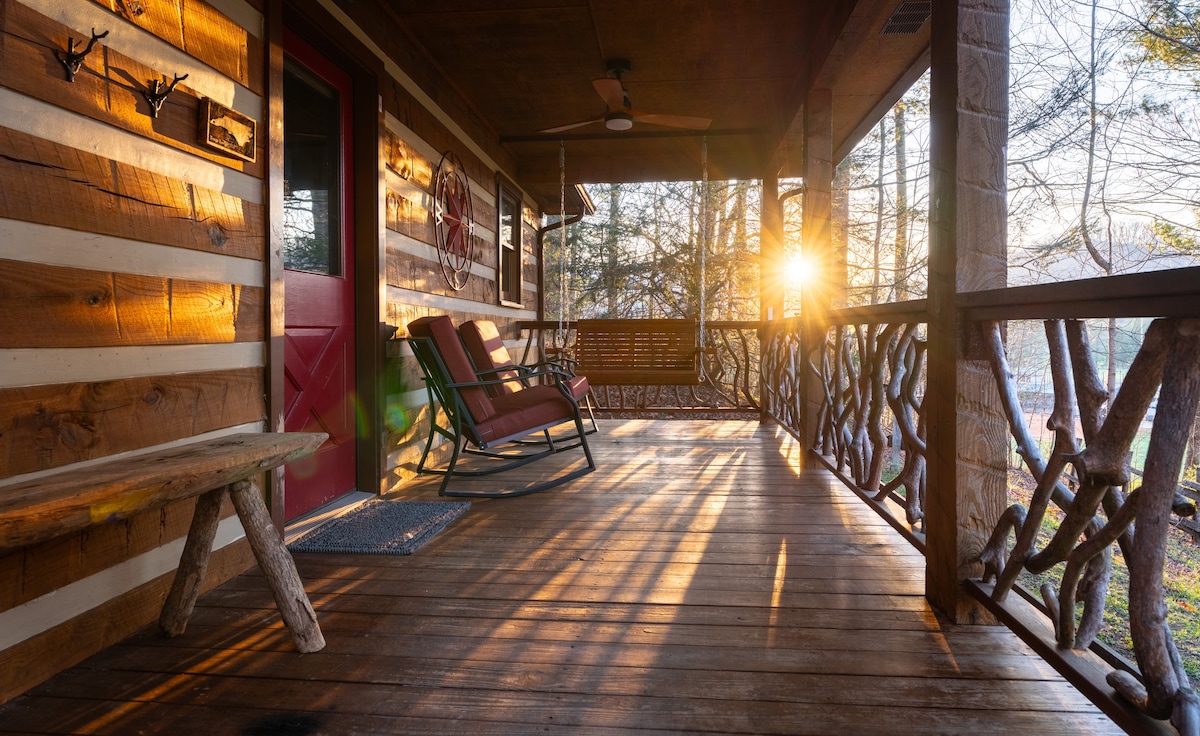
[574,319,702,386]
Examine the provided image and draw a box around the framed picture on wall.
[200,98,257,162]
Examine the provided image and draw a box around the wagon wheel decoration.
[432,151,474,291]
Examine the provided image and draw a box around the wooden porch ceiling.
[0,421,1120,734]
[380,0,931,212]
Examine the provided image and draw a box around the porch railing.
[757,268,1200,732]
[761,303,930,548]
[516,320,761,413]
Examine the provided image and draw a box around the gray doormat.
[287,500,470,555]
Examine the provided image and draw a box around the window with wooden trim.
[497,176,523,307]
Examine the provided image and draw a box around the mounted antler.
[143,73,189,118]
[57,28,109,82]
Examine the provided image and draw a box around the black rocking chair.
[458,319,598,436]
[407,315,596,498]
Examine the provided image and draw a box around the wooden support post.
[159,487,227,638]
[760,173,785,425]
[265,0,288,532]
[760,174,785,323]
[802,88,835,449]
[228,479,326,652]
[802,88,835,317]
[925,0,1010,623]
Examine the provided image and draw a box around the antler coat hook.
[57,28,109,82]
[143,73,189,118]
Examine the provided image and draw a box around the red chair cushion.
[459,320,524,396]
[478,384,578,444]
[407,316,495,423]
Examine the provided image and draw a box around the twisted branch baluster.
[977,317,1200,729]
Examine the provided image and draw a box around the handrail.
[814,268,1200,324]
[960,267,1200,320]
[821,299,928,326]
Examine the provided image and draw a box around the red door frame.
[266,4,385,530]
[280,27,358,520]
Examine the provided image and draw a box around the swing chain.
[558,140,569,352]
[698,136,708,380]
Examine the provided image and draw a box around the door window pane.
[283,59,341,275]
[498,183,521,305]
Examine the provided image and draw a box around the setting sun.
[784,255,815,287]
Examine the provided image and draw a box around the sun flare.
[784,255,814,287]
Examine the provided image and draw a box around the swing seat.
[407,315,596,498]
[458,320,598,434]
[574,319,703,386]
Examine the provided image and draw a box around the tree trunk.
[1079,0,1113,275]
[872,118,886,304]
[894,102,910,301]
[605,183,620,316]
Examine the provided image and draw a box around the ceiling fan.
[541,59,712,134]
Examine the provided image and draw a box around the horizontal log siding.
[0,370,265,477]
[0,0,265,704]
[2,1,264,176]
[0,261,262,348]
[0,525,254,704]
[0,127,264,258]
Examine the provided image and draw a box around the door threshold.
[284,490,375,545]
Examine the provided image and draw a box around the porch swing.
[564,138,712,388]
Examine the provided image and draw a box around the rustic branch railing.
[759,269,1200,732]
[516,320,761,412]
[974,317,1200,731]
[959,269,1200,732]
[761,303,930,537]
[759,317,805,436]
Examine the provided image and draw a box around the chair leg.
[416,388,440,474]
[575,409,596,470]
[437,434,466,496]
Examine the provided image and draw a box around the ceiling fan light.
[605,111,634,131]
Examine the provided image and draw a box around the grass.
[1008,468,1200,681]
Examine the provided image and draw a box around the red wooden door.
[282,30,357,519]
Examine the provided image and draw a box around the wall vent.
[881,1,931,35]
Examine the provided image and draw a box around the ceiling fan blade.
[540,116,605,134]
[592,78,626,110]
[631,111,712,130]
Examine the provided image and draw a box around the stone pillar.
[925,0,1010,622]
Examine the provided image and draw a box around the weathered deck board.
[0,420,1123,735]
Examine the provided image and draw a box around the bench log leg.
[159,486,226,638]
[227,479,326,653]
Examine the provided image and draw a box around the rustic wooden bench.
[574,318,703,386]
[0,432,328,652]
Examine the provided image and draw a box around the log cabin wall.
[0,0,268,703]
[0,0,545,702]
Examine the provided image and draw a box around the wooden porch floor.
[0,420,1123,735]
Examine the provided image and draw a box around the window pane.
[283,59,341,275]
[499,190,520,303]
